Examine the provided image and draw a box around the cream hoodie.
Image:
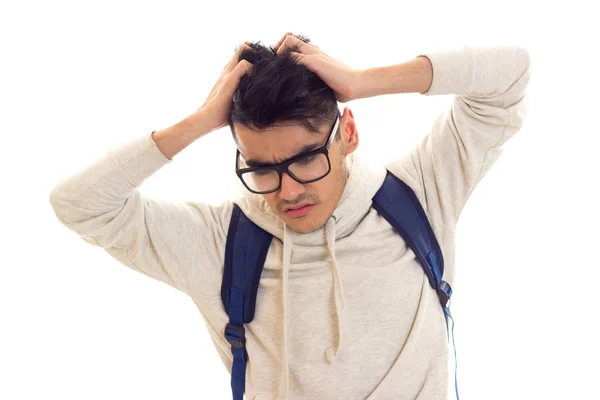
[49,45,531,399]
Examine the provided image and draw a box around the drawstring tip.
[325,347,337,363]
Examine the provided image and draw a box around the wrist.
[354,68,377,100]
[183,108,216,139]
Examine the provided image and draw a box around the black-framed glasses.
[235,114,340,194]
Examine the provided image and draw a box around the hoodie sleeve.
[48,131,232,298]
[386,45,531,231]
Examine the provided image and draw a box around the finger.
[224,59,254,89]
[217,44,246,83]
[274,31,295,51]
[290,52,317,72]
[276,34,319,56]
[224,43,251,75]
[210,44,250,98]
[235,59,254,74]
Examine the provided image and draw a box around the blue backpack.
[221,171,458,399]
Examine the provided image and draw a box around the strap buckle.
[225,323,246,349]
[437,280,453,307]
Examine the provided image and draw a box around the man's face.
[234,107,359,234]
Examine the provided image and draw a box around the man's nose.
[279,172,305,200]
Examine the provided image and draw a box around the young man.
[49,33,531,399]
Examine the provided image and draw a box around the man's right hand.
[151,43,253,160]
[197,43,254,132]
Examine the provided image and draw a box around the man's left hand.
[274,33,363,103]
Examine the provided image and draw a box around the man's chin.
[287,223,319,234]
[281,214,326,234]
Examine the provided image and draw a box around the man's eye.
[254,169,272,176]
[297,155,315,165]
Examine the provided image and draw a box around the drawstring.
[324,217,347,363]
[280,224,292,399]
[279,217,348,399]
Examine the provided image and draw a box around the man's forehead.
[236,124,326,166]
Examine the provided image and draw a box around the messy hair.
[228,34,340,140]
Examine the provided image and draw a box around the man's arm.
[368,45,531,229]
[48,125,232,298]
[373,45,531,288]
[357,55,434,97]
[150,108,213,161]
[48,44,253,297]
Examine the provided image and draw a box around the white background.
[2,0,599,399]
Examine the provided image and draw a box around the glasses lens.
[289,153,330,181]
[241,169,280,193]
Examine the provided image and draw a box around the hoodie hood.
[233,149,387,399]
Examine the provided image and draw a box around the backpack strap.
[221,203,273,400]
[372,170,459,399]
[372,170,452,307]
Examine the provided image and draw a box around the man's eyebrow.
[245,143,320,167]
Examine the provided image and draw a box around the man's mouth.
[283,203,314,218]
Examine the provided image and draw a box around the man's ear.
[341,107,359,155]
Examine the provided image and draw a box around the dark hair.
[228,34,340,141]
